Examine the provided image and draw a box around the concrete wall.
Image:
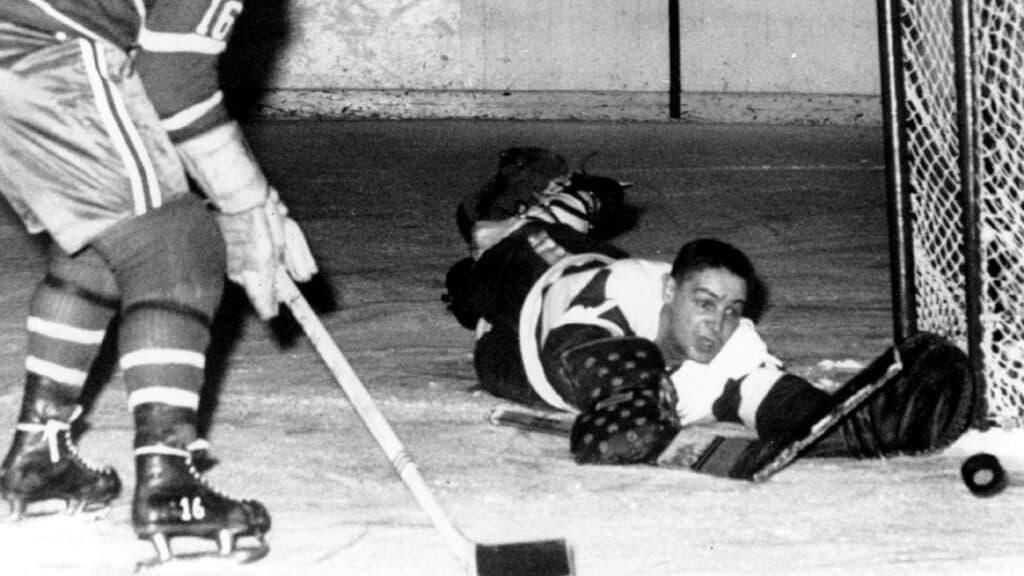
[226,0,882,124]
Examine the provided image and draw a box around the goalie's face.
[659,267,747,366]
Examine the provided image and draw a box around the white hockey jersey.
[518,253,784,427]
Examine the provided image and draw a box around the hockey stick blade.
[476,540,575,576]
[488,405,764,479]
[277,273,575,576]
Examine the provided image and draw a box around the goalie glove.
[178,122,317,319]
[570,385,682,465]
[557,336,676,410]
[560,337,682,464]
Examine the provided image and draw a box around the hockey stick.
[748,358,903,482]
[676,355,906,480]
[488,360,905,483]
[488,405,574,436]
[488,404,760,476]
[276,273,574,576]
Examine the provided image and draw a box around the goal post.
[879,0,1024,429]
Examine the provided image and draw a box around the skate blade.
[5,497,114,523]
[134,543,269,573]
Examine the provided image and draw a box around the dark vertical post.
[877,0,916,344]
[668,0,681,119]
[953,0,988,424]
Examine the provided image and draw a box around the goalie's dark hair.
[670,238,768,323]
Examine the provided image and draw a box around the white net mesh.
[973,1,1024,427]
[897,0,1024,428]
[900,0,967,344]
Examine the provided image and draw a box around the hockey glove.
[558,336,676,410]
[570,385,682,465]
[178,122,317,319]
[215,189,317,319]
[560,337,681,464]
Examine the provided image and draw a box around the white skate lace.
[14,406,106,471]
[186,438,211,453]
[14,419,68,464]
[134,445,241,500]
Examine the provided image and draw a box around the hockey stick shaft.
[751,360,903,482]
[277,273,574,576]
[276,273,474,564]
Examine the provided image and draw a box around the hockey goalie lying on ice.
[443,147,982,470]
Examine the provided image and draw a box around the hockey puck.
[961,452,1006,497]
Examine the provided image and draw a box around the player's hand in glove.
[559,337,682,464]
[216,188,317,319]
[177,122,318,320]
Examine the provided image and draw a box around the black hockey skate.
[133,447,270,571]
[0,404,121,519]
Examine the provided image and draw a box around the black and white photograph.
[0,1,1022,574]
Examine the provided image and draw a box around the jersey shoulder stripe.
[136,1,244,139]
[138,28,226,54]
[2,1,241,139]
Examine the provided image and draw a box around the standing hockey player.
[0,0,317,564]
[449,182,979,465]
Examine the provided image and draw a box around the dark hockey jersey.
[0,0,241,141]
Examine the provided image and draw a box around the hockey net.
[888,0,1024,428]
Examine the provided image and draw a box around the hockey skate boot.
[133,446,270,567]
[1,404,121,519]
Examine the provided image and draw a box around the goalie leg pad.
[456,147,568,243]
[532,173,631,240]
